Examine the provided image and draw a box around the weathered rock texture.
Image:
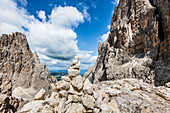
[0,32,56,94]
[18,58,170,113]
[0,32,56,112]
[85,0,170,86]
[19,75,170,113]
[0,75,28,112]
[68,56,80,78]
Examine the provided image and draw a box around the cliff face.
[0,32,56,95]
[0,32,57,112]
[86,0,169,86]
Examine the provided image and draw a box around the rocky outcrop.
[0,32,56,112]
[0,76,28,112]
[85,0,170,86]
[0,32,56,95]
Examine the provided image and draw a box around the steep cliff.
[0,32,57,112]
[0,32,56,92]
[86,0,170,86]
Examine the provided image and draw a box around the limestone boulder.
[165,82,170,88]
[71,75,83,90]
[82,94,95,109]
[34,89,46,100]
[42,105,53,113]
[105,87,121,96]
[61,76,70,82]
[67,95,81,103]
[12,87,37,101]
[70,64,80,69]
[55,80,70,91]
[67,84,83,96]
[83,79,93,94]
[74,56,79,60]
[56,98,66,113]
[19,100,44,113]
[59,90,68,98]
[71,60,79,66]
[65,103,85,113]
[68,69,80,78]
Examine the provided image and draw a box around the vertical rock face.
[110,0,169,59]
[86,0,169,86]
[0,32,56,95]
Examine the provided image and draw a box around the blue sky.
[0,0,119,70]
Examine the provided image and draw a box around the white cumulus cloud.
[99,25,111,43]
[0,0,97,70]
[37,10,46,21]
[111,0,120,5]
[100,32,110,42]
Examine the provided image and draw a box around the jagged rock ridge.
[0,32,56,112]
[85,0,170,86]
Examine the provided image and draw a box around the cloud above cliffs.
[99,25,110,43]
[27,6,84,61]
[111,0,120,5]
[0,0,97,70]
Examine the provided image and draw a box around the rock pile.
[68,56,80,78]
[18,57,170,113]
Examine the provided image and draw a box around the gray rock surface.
[0,76,28,113]
[34,89,46,100]
[19,75,170,113]
[18,58,170,112]
[0,32,56,94]
[0,32,56,112]
[85,0,170,86]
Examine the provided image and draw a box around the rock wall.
[0,32,56,96]
[86,0,170,86]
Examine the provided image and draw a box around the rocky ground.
[17,56,170,113]
[18,74,170,113]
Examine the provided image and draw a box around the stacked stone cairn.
[19,56,99,113]
[68,56,80,78]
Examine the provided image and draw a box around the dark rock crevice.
[157,15,165,42]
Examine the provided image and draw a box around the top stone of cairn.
[68,56,80,78]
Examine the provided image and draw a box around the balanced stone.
[68,56,80,78]
[70,64,80,69]
[72,60,79,65]
[68,69,80,78]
